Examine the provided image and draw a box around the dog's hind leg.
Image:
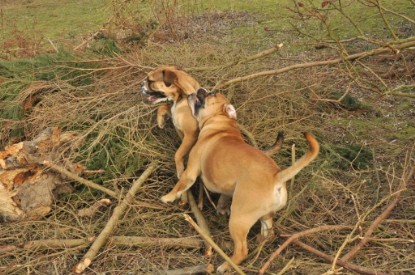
[258,213,275,242]
[217,212,257,273]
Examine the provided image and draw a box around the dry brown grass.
[1,3,415,275]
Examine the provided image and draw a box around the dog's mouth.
[141,81,168,104]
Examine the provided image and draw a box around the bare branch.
[259,225,352,274]
[294,240,388,275]
[73,162,156,274]
[214,39,415,90]
[43,160,118,199]
[184,214,246,275]
[340,165,413,262]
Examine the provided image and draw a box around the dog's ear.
[223,104,237,120]
[162,70,177,87]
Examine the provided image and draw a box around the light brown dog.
[161,88,320,273]
[142,66,284,180]
[141,65,200,178]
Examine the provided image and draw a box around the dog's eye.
[147,79,154,88]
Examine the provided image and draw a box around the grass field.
[0,0,414,274]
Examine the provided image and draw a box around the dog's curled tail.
[274,132,320,184]
[264,131,284,157]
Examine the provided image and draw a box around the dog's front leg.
[156,104,171,129]
[161,166,200,203]
[174,134,197,178]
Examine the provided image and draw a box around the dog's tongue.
[147,96,157,102]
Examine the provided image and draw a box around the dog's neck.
[199,114,241,137]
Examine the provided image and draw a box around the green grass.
[1,0,111,41]
[0,50,100,142]
[1,0,413,57]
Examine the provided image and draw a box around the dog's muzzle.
[141,81,168,104]
[141,82,149,95]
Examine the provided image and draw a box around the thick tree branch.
[214,39,415,90]
[73,162,156,274]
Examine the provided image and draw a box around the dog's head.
[188,88,237,125]
[141,66,200,104]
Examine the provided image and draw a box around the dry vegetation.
[0,0,414,274]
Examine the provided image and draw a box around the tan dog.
[142,65,284,180]
[141,66,200,178]
[161,88,320,273]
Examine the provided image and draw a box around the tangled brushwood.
[0,0,414,274]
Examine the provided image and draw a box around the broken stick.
[73,162,156,274]
[43,160,118,199]
[184,214,246,275]
[340,166,413,263]
[21,236,202,250]
[259,225,351,274]
[187,191,213,256]
[294,240,387,275]
[165,264,214,275]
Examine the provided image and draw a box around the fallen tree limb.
[259,225,352,275]
[43,160,118,199]
[184,214,246,275]
[73,162,156,274]
[187,191,213,256]
[110,236,202,249]
[23,238,93,250]
[293,240,387,275]
[6,236,202,252]
[214,39,415,90]
[165,264,214,275]
[340,166,413,263]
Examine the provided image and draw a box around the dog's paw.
[217,262,230,274]
[217,207,230,216]
[256,230,275,243]
[157,117,166,129]
[160,193,177,203]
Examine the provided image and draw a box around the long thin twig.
[259,225,352,274]
[73,162,156,274]
[294,240,388,275]
[183,214,246,275]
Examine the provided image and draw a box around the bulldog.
[141,65,200,178]
[141,65,284,179]
[161,88,320,273]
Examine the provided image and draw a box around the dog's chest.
[170,102,181,130]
